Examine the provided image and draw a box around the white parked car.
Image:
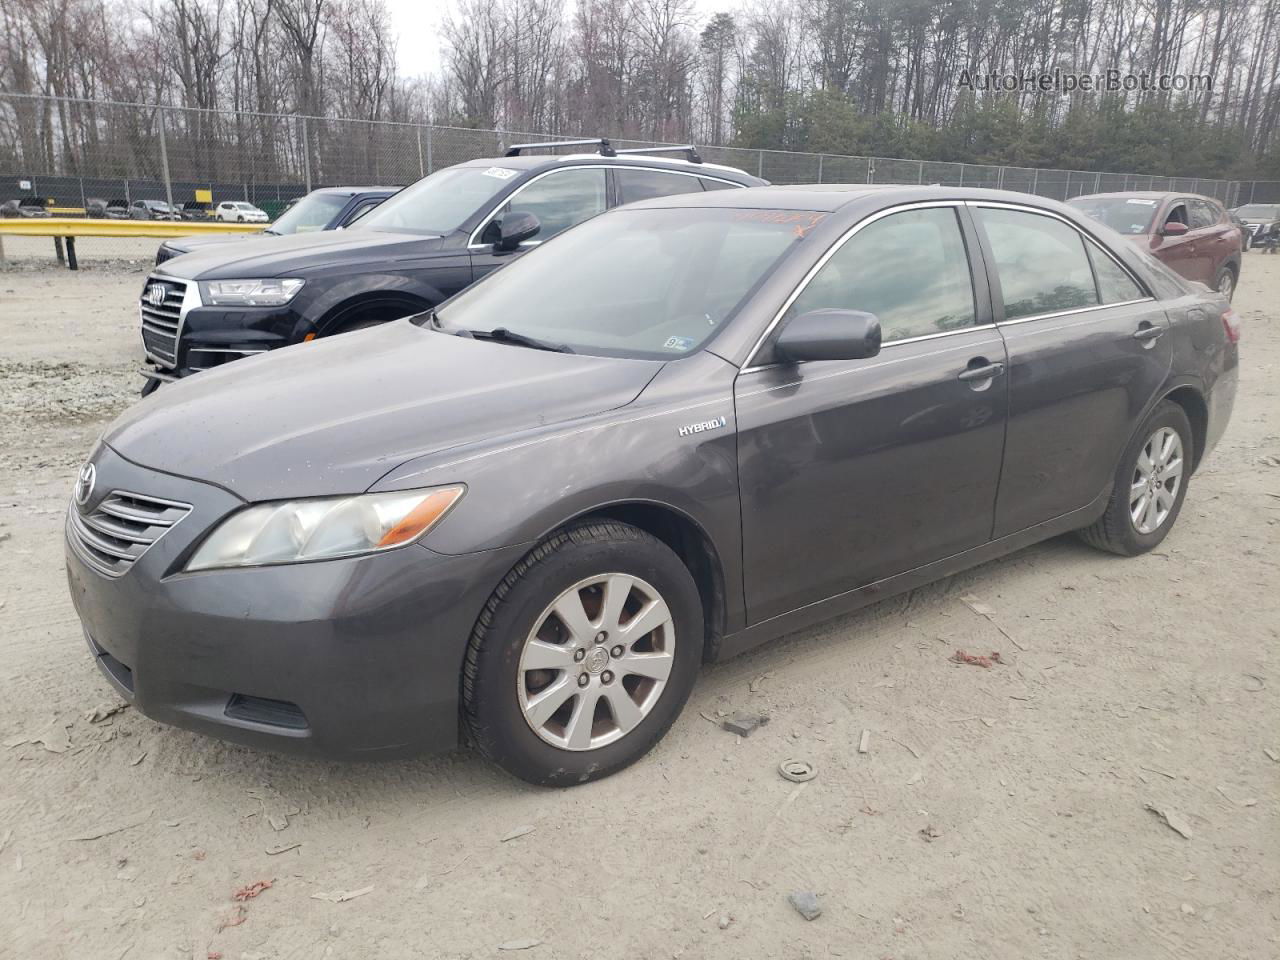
[216,201,270,223]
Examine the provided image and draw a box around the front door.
[735,204,1008,624]
[970,203,1174,537]
[469,167,609,281]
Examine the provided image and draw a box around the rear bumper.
[65,444,524,759]
[1202,354,1239,467]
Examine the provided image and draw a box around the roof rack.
[505,138,616,157]
[615,145,703,164]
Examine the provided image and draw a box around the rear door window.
[786,206,976,342]
[1085,242,1145,304]
[1188,200,1220,229]
[616,169,704,204]
[977,208,1099,320]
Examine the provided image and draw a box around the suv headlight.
[201,278,305,306]
[186,485,465,571]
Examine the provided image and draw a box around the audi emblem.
[145,283,167,307]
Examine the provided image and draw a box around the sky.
[382,0,740,78]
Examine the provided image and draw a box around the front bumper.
[64,444,523,759]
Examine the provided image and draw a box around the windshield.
[270,192,349,234]
[353,165,517,235]
[1068,197,1158,235]
[235,202,258,211]
[429,207,815,360]
[1236,204,1280,219]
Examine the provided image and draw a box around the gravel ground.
[1,255,1277,959]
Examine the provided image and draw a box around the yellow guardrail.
[0,217,265,269]
[0,217,263,238]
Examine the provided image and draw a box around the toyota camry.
[65,185,1239,784]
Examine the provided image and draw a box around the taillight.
[1221,308,1241,344]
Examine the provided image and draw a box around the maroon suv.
[1069,192,1242,300]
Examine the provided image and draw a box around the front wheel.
[1078,400,1193,556]
[463,520,703,785]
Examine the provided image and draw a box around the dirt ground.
[1,249,1277,960]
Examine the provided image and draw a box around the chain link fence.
[1,91,1262,264]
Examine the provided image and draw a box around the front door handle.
[1133,324,1165,342]
[957,361,1005,383]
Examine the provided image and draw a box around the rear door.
[735,203,1008,623]
[1190,199,1238,281]
[970,203,1173,538]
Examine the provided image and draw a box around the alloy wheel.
[1218,271,1235,299]
[1130,427,1184,534]
[517,573,675,751]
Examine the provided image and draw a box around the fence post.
[1031,168,1038,195]
[157,107,174,211]
[416,128,425,178]
[957,163,963,187]
[757,150,764,178]
[918,160,924,183]
[301,116,313,193]
[868,159,875,184]
[817,154,823,183]
[1094,172,1100,192]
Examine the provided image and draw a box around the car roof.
[457,153,762,183]
[625,184,1081,212]
[310,186,401,196]
[1071,191,1221,203]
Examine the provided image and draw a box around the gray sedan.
[65,185,1239,784]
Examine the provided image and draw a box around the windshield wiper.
[263,228,280,235]
[462,326,575,354]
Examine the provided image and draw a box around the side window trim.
[966,200,1154,326]
[742,200,989,371]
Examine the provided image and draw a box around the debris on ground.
[721,712,770,737]
[788,891,822,921]
[311,884,374,903]
[778,759,817,783]
[1216,786,1257,807]
[84,701,129,723]
[497,938,543,950]
[717,913,733,929]
[265,842,301,856]
[858,729,872,754]
[214,905,246,932]
[951,649,1003,668]
[1144,803,1193,839]
[4,716,71,753]
[232,880,272,902]
[748,673,771,693]
[1265,748,1280,763]
[960,594,1028,650]
[68,809,153,842]
[501,825,536,842]
[919,824,943,842]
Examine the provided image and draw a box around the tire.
[1078,400,1193,556]
[463,520,703,785]
[1213,264,1237,301]
[237,215,245,222]
[140,377,161,398]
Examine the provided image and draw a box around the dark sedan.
[1231,203,1280,249]
[66,185,1238,785]
[154,186,400,265]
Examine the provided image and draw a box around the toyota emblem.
[74,462,96,507]
[146,283,167,307]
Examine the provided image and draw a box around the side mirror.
[774,309,882,364]
[1161,220,1189,237]
[487,211,541,251]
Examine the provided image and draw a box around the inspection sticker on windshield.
[663,336,696,351]
[482,167,518,180]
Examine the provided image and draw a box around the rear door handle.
[1133,324,1165,342]
[957,361,1005,383]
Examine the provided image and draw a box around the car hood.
[167,233,261,254]
[104,321,662,502]
[155,229,445,281]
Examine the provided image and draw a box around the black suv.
[137,141,764,392]
[155,186,401,265]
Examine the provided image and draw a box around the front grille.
[67,490,191,578]
[154,245,178,266]
[139,277,187,367]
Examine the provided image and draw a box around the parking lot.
[1,252,1277,958]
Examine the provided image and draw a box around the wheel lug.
[611,645,624,658]
[577,673,590,688]
[573,649,586,663]
[594,631,608,644]
[601,671,614,684]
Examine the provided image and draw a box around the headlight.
[185,485,465,571]
[201,278,305,306]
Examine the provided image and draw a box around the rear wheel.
[1078,400,1193,556]
[1213,264,1237,300]
[463,520,703,785]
